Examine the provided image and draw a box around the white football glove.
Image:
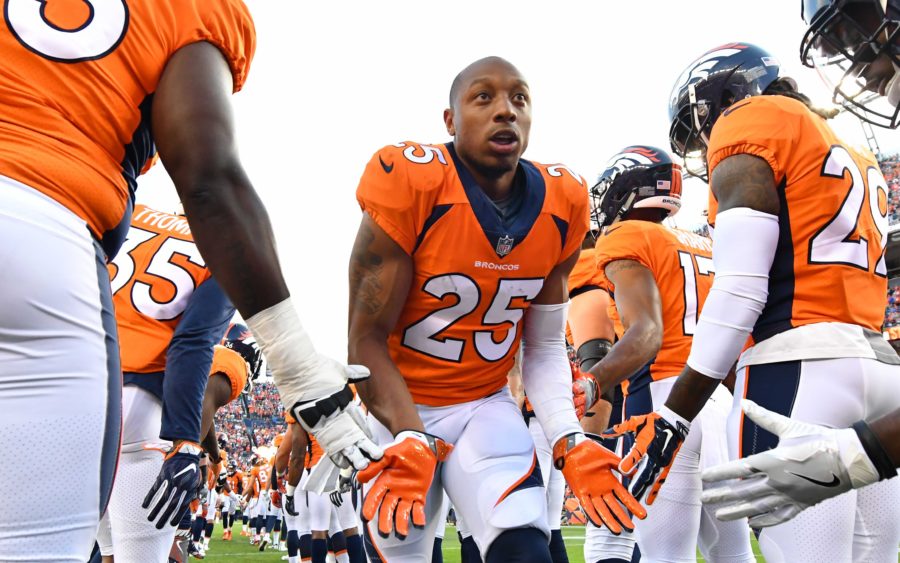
[246,299,383,471]
[700,399,888,528]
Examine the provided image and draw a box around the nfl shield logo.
[496,235,514,257]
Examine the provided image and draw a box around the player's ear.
[443,108,455,136]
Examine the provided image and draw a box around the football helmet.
[222,323,264,393]
[668,43,782,179]
[801,0,900,128]
[589,146,682,230]
[217,432,229,450]
[227,460,237,476]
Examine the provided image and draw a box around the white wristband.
[246,298,343,402]
[658,404,691,432]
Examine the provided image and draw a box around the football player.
[698,0,900,532]
[347,56,645,562]
[565,230,638,563]
[578,147,754,562]
[96,204,235,561]
[800,0,900,128]
[621,43,900,562]
[0,2,377,559]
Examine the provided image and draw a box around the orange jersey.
[707,96,887,342]
[110,205,214,373]
[305,434,325,469]
[566,249,616,349]
[0,0,254,246]
[595,220,714,388]
[250,464,270,496]
[357,141,589,406]
[210,345,248,403]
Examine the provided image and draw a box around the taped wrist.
[852,420,898,482]
[577,339,613,372]
[246,298,343,400]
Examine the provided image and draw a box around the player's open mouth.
[489,130,519,153]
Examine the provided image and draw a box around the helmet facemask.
[802,0,900,127]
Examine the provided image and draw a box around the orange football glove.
[554,433,646,534]
[356,431,452,539]
[572,374,599,419]
[602,410,688,505]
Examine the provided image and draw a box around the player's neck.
[477,171,517,201]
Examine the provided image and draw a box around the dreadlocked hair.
[764,77,840,119]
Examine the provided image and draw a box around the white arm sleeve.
[686,207,779,379]
[521,302,581,446]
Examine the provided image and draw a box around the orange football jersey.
[305,434,325,469]
[595,220,714,389]
[209,345,248,402]
[110,205,213,373]
[250,463,270,497]
[566,249,616,349]
[0,0,254,247]
[357,141,589,406]
[707,96,887,342]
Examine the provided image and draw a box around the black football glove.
[143,441,203,529]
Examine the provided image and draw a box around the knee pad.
[488,486,546,530]
[485,528,552,563]
[331,531,347,553]
[300,533,313,559]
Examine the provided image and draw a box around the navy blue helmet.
[668,43,782,179]
[589,146,683,230]
[222,323,264,392]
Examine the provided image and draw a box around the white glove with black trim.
[701,399,895,528]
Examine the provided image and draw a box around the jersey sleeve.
[210,345,248,402]
[593,222,655,292]
[707,96,798,184]
[356,144,441,255]
[568,251,602,299]
[560,174,591,263]
[161,277,236,442]
[172,0,256,92]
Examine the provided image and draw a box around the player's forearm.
[200,421,220,462]
[179,176,289,318]
[868,408,900,468]
[350,336,424,435]
[580,398,613,435]
[589,320,660,395]
[664,366,721,422]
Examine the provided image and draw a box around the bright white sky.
[138,0,900,360]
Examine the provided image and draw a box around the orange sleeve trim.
[360,207,415,255]
[708,142,783,185]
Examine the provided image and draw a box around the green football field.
[201,523,772,562]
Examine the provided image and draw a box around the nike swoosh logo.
[788,471,841,488]
[379,156,394,174]
[175,464,198,478]
[723,100,752,117]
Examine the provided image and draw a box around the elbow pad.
[687,207,778,379]
[576,339,613,372]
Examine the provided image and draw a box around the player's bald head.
[448,56,525,109]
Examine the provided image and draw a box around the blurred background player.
[0,1,378,559]
[622,42,900,563]
[347,55,644,562]
[565,226,638,563]
[699,0,900,533]
[97,204,234,561]
[244,452,273,548]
